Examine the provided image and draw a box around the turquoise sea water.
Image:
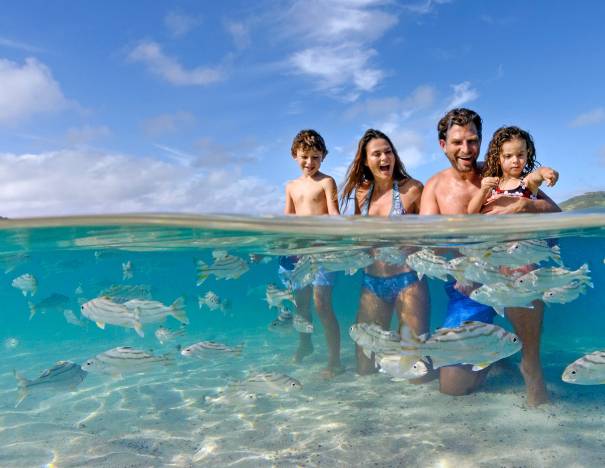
[1,212,604,467]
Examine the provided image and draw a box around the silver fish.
[63,309,85,327]
[122,260,134,280]
[313,249,373,275]
[237,372,303,394]
[288,255,317,289]
[349,323,402,358]
[468,240,559,268]
[265,283,296,309]
[375,353,428,381]
[400,321,522,371]
[562,351,605,385]
[27,293,70,320]
[198,291,230,312]
[181,341,244,358]
[14,360,87,407]
[514,264,591,291]
[205,390,258,405]
[469,282,542,316]
[267,307,294,334]
[448,256,512,286]
[293,314,314,334]
[405,249,451,281]
[4,337,19,349]
[374,247,407,265]
[99,283,153,303]
[542,280,593,304]
[197,250,249,285]
[155,325,186,345]
[124,297,188,325]
[82,346,172,376]
[80,297,144,337]
[11,273,37,297]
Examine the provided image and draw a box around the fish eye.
[571,370,576,375]
[512,337,518,342]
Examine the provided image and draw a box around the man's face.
[439,123,481,173]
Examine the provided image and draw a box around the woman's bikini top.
[360,181,405,216]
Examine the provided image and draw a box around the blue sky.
[1,0,604,217]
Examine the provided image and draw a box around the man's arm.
[419,177,440,215]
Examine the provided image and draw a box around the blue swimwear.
[362,270,418,304]
[360,180,416,301]
[278,256,335,290]
[442,280,496,328]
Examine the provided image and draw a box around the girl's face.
[365,138,395,182]
[499,137,528,179]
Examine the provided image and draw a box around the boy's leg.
[505,301,549,406]
[313,285,343,378]
[355,289,393,375]
[293,285,313,363]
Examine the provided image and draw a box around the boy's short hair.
[291,129,328,158]
[437,108,483,141]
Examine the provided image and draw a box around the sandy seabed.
[1,330,604,468]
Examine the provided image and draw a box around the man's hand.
[482,196,534,214]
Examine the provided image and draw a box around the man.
[420,108,559,406]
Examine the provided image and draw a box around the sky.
[1,0,604,218]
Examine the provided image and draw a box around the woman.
[341,129,430,375]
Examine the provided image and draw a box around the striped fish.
[265,283,296,309]
[293,314,313,334]
[155,325,187,345]
[82,346,172,376]
[469,282,542,316]
[237,372,303,394]
[267,307,293,334]
[196,250,249,285]
[400,321,522,371]
[405,249,451,281]
[11,273,38,297]
[313,249,373,275]
[123,297,188,325]
[181,341,244,358]
[99,284,153,303]
[349,323,403,358]
[80,297,144,337]
[465,240,560,268]
[514,264,592,291]
[562,351,605,385]
[375,353,428,381]
[14,360,87,407]
[542,279,593,304]
[448,256,510,286]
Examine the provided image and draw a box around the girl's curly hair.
[483,126,539,178]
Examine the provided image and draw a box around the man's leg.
[439,365,489,395]
[356,289,393,375]
[313,285,343,378]
[293,286,313,363]
[505,301,549,406]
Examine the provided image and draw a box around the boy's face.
[294,148,323,177]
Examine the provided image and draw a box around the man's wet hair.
[291,129,328,158]
[483,126,539,178]
[437,108,483,141]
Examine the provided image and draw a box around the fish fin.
[96,321,105,329]
[495,307,505,317]
[134,322,145,338]
[27,302,36,320]
[196,274,208,286]
[169,297,189,324]
[417,271,424,281]
[400,325,424,345]
[13,370,30,407]
[471,363,490,371]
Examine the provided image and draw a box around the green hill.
[559,191,605,211]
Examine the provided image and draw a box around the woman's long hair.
[340,129,411,211]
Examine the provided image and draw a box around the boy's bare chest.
[291,181,325,203]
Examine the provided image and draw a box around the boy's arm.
[325,177,340,215]
[284,183,296,214]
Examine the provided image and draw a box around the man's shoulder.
[424,168,453,187]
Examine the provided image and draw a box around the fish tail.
[169,297,189,324]
[551,245,562,264]
[13,370,30,407]
[134,321,145,338]
[196,274,208,286]
[27,301,36,320]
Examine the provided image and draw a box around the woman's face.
[365,138,395,182]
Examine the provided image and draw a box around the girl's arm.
[523,167,559,194]
[468,177,499,214]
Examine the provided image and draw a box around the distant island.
[559,191,605,211]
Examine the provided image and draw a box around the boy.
[283,129,342,379]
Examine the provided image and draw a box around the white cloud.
[0,57,69,124]
[128,41,224,86]
[0,37,44,53]
[225,21,251,49]
[0,149,281,217]
[142,111,196,137]
[66,125,111,144]
[164,12,202,38]
[403,0,452,15]
[289,45,383,100]
[570,108,605,128]
[445,81,479,109]
[345,85,436,119]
